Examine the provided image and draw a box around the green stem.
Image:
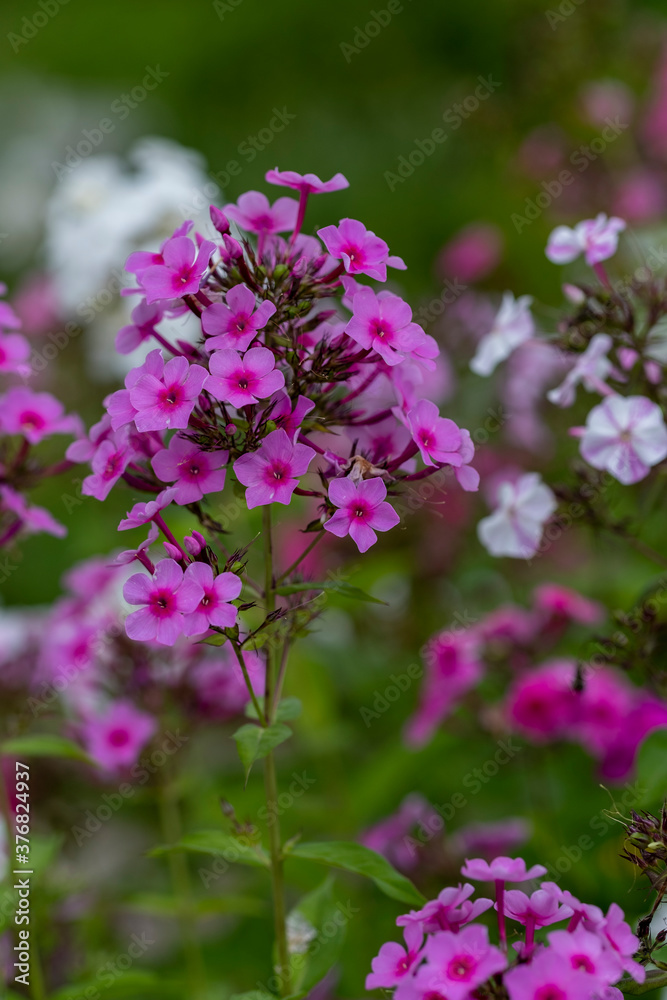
[262,506,291,996]
[232,642,267,726]
[158,764,207,997]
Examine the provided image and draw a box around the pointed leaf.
[287,877,347,995]
[233,722,292,782]
[245,697,302,723]
[287,841,425,905]
[149,830,270,868]
[1,735,92,764]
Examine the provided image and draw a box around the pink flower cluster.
[366,856,644,1000]
[68,169,479,646]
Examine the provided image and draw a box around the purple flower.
[505,949,592,1000]
[546,214,626,266]
[265,169,349,195]
[116,301,165,354]
[345,288,428,366]
[138,236,216,303]
[477,473,556,559]
[152,436,228,504]
[0,330,30,375]
[0,387,80,444]
[205,347,285,408]
[578,394,667,484]
[233,429,315,508]
[118,488,178,530]
[470,294,534,376]
[123,558,200,645]
[0,485,66,538]
[82,429,133,501]
[366,925,424,990]
[317,218,405,281]
[588,903,645,983]
[202,284,277,352]
[421,924,507,1000]
[269,391,315,442]
[461,857,547,882]
[324,477,400,552]
[503,888,573,929]
[397,884,493,934]
[129,354,208,431]
[224,191,298,235]
[180,563,242,636]
[82,701,156,774]
[402,399,462,466]
[547,928,624,987]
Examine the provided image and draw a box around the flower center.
[447,956,475,981]
[160,384,184,408]
[108,727,130,748]
[572,955,594,973]
[238,378,249,390]
[20,410,45,431]
[535,987,566,1000]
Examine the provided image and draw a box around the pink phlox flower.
[421,924,507,1000]
[461,856,547,882]
[546,214,626,266]
[205,347,285,408]
[0,485,67,538]
[366,924,425,990]
[136,235,216,303]
[360,794,442,874]
[129,354,208,431]
[470,293,534,376]
[578,394,667,485]
[116,301,165,354]
[81,427,134,501]
[66,413,112,464]
[0,329,30,375]
[324,475,400,552]
[123,558,200,645]
[548,334,619,407]
[547,928,624,986]
[399,399,462,467]
[82,701,156,774]
[397,884,493,934]
[586,903,645,983]
[570,668,637,756]
[404,634,483,746]
[190,644,265,719]
[540,884,604,926]
[224,191,298,235]
[532,584,604,626]
[0,387,81,444]
[0,290,22,331]
[504,947,593,1000]
[502,888,573,928]
[151,435,228,504]
[202,284,277,352]
[125,221,194,277]
[268,391,315,442]
[265,169,350,194]
[233,428,315,508]
[317,218,404,281]
[505,660,579,742]
[118,487,178,530]
[113,523,159,566]
[599,695,667,782]
[345,287,429,366]
[477,472,556,559]
[179,562,242,636]
[105,349,165,431]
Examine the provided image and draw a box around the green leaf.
[275,579,386,605]
[150,830,270,868]
[617,970,667,995]
[197,632,228,647]
[233,722,292,783]
[50,971,176,999]
[287,877,346,996]
[245,697,302,723]
[125,891,265,918]
[1,734,93,764]
[287,841,425,906]
[636,730,667,806]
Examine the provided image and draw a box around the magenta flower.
[202,284,277,352]
[404,633,484,747]
[547,928,624,986]
[82,701,156,774]
[397,884,493,934]
[402,400,463,467]
[224,191,298,235]
[546,214,626,266]
[0,485,66,538]
[129,354,208,431]
[123,558,200,645]
[105,349,165,431]
[234,429,315,508]
[118,488,178,531]
[82,429,133,501]
[589,904,645,983]
[345,288,427,366]
[138,236,216,303]
[533,584,603,626]
[317,218,405,281]
[113,523,159,567]
[0,330,30,374]
[0,387,80,444]
[578,394,667,484]
[152,436,228,504]
[366,925,424,990]
[503,888,573,952]
[116,301,165,354]
[505,660,579,743]
[266,169,349,195]
[462,857,547,882]
[270,391,315,441]
[205,347,285,408]
[505,949,592,1000]
[180,563,242,636]
[324,477,400,553]
[421,924,507,1000]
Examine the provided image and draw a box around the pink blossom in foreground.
[366,925,424,990]
[0,387,80,444]
[503,888,573,929]
[547,334,617,407]
[401,400,469,475]
[129,355,208,431]
[115,301,165,354]
[545,214,626,266]
[461,856,547,882]
[202,284,277,352]
[577,394,667,484]
[151,436,228,504]
[477,473,557,559]
[420,924,507,1000]
[118,488,178,531]
[205,347,285,408]
[265,169,349,194]
[123,559,199,645]
[81,429,133,501]
[504,948,592,1000]
[317,218,405,281]
[590,904,645,982]
[397,884,493,934]
[224,191,298,235]
[180,563,241,636]
[547,927,624,985]
[345,288,429,366]
[233,429,315,508]
[138,236,216,303]
[82,701,156,774]
[470,293,534,376]
[269,391,315,442]
[324,476,400,552]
